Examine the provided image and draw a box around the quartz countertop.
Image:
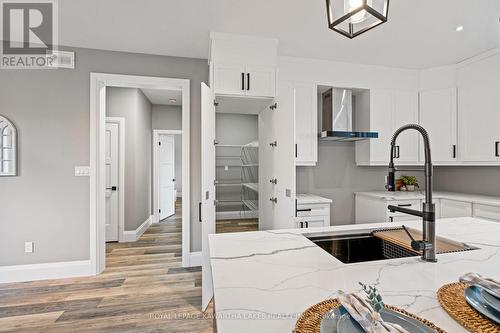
[355,191,500,206]
[296,193,333,204]
[209,217,500,333]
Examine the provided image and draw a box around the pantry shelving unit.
[215,141,259,220]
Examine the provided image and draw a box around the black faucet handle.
[401,225,432,252]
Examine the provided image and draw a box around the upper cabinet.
[294,83,318,166]
[419,88,457,164]
[457,53,500,163]
[356,90,419,166]
[210,33,278,99]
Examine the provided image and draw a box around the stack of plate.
[464,285,500,325]
[320,306,436,333]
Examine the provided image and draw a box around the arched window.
[0,115,17,176]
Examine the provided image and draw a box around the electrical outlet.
[75,166,91,177]
[24,242,34,253]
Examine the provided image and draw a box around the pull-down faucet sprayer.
[386,124,437,262]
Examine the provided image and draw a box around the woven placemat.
[437,282,500,333]
[294,298,447,333]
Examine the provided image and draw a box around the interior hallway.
[0,201,214,333]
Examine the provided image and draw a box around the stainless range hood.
[320,88,378,142]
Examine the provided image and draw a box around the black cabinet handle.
[300,222,303,228]
[199,202,202,222]
[452,145,457,158]
[397,204,412,207]
[247,73,250,91]
[106,186,118,191]
[297,208,312,212]
[305,221,309,228]
[241,73,245,90]
[295,144,298,158]
[496,141,499,157]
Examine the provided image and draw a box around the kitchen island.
[208,217,500,332]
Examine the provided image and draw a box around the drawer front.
[473,204,500,222]
[296,203,330,217]
[387,200,421,217]
[295,217,329,229]
[440,199,472,218]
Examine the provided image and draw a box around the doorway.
[153,130,183,223]
[90,73,191,275]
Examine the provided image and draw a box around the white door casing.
[201,82,216,311]
[159,135,176,220]
[105,122,119,242]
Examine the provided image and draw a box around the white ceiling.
[59,0,500,69]
[141,89,182,106]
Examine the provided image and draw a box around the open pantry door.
[201,82,216,311]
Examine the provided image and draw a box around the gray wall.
[296,142,390,225]
[107,87,152,230]
[434,167,500,196]
[0,46,207,266]
[152,105,183,195]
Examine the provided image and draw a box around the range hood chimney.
[320,88,378,141]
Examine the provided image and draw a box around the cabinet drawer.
[440,199,472,218]
[296,203,329,217]
[295,217,329,229]
[473,204,500,222]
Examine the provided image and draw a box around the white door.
[105,122,119,242]
[294,83,318,166]
[213,62,246,96]
[419,88,457,163]
[272,82,296,230]
[159,135,176,220]
[258,96,275,231]
[392,91,419,164]
[201,82,216,311]
[245,65,276,98]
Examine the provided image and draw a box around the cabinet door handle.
[295,144,298,158]
[270,197,277,204]
[269,141,277,147]
[452,145,457,158]
[199,202,202,222]
[300,222,303,228]
[296,208,312,212]
[305,221,309,228]
[269,178,277,185]
[247,73,250,91]
[241,72,245,90]
[397,204,412,207]
[496,141,499,157]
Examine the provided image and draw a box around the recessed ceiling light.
[168,98,177,103]
[456,26,464,32]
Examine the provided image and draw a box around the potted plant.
[401,175,418,192]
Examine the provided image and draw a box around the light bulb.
[345,0,372,24]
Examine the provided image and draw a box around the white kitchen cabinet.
[245,65,276,97]
[294,83,318,166]
[473,204,500,222]
[294,194,332,229]
[440,199,472,218]
[212,63,276,98]
[356,90,420,166]
[419,88,457,163]
[457,53,500,163]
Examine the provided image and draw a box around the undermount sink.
[306,229,478,264]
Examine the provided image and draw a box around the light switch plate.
[75,166,91,177]
[25,242,34,253]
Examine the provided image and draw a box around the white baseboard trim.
[0,260,93,284]
[122,215,153,242]
[188,251,202,267]
[216,211,258,220]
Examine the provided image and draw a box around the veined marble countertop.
[354,191,500,206]
[209,218,500,333]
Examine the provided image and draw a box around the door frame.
[90,73,191,275]
[105,117,126,242]
[153,129,182,224]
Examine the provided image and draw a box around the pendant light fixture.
[326,0,389,38]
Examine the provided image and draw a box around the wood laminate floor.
[0,202,214,333]
[216,219,258,234]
